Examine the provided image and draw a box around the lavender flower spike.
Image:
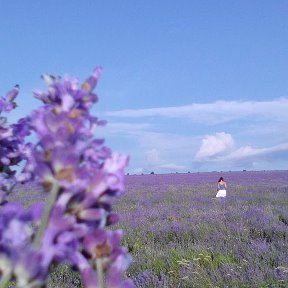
[16,67,134,287]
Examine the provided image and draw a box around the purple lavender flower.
[0,202,47,286]
[0,86,31,204]
[16,67,133,287]
[0,85,19,112]
[0,67,133,287]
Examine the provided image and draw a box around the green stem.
[6,182,17,196]
[96,258,105,288]
[0,271,12,288]
[33,181,59,248]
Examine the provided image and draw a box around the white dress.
[216,183,226,197]
[216,189,226,198]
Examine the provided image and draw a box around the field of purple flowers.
[8,170,288,287]
[116,170,288,288]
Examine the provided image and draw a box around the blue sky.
[1,1,288,173]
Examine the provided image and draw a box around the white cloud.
[98,98,288,172]
[145,148,160,164]
[156,163,188,172]
[104,98,288,124]
[95,122,154,141]
[102,122,153,134]
[221,142,288,162]
[194,131,288,168]
[98,120,199,172]
[195,132,234,161]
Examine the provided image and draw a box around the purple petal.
[81,67,102,92]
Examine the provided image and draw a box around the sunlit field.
[9,170,288,287]
[118,171,288,287]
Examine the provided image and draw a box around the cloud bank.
[104,98,288,124]
[194,133,288,168]
[100,98,288,173]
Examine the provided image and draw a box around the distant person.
[216,177,227,198]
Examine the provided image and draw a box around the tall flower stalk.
[0,68,134,287]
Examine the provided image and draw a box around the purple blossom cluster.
[0,69,134,287]
[0,85,30,205]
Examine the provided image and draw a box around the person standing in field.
[216,177,227,198]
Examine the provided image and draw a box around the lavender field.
[117,170,288,287]
[9,170,288,287]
